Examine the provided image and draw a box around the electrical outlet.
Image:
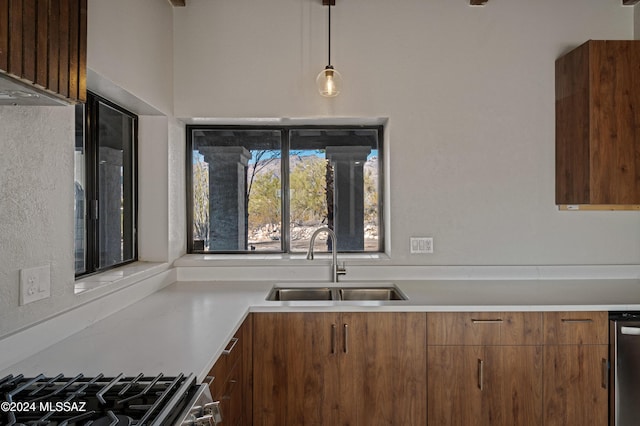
[410,237,434,254]
[19,265,51,305]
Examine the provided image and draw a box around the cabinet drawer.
[427,312,543,345]
[543,311,608,345]
[207,328,244,399]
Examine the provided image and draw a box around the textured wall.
[0,0,178,339]
[0,106,75,337]
[174,0,639,265]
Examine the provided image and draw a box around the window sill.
[173,252,391,268]
[74,262,170,295]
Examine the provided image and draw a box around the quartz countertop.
[3,278,640,382]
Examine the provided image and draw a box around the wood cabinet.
[427,312,544,426]
[207,316,252,426]
[542,311,608,426]
[556,40,640,208]
[252,312,426,426]
[0,0,87,103]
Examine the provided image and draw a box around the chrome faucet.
[306,227,346,282]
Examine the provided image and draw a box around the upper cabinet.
[0,0,87,103]
[555,40,640,210]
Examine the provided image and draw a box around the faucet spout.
[306,227,346,282]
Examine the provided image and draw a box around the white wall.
[0,0,181,338]
[87,0,174,116]
[174,0,638,265]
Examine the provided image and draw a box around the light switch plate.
[410,237,434,254]
[19,265,51,305]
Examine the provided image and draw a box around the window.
[187,125,383,254]
[74,92,138,277]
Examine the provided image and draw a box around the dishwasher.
[610,313,640,426]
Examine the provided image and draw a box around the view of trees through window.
[188,127,382,253]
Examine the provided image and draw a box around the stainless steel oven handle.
[621,326,640,336]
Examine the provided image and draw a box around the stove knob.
[190,405,204,418]
[194,414,218,426]
[180,412,197,426]
[203,401,223,422]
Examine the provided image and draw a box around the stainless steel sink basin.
[338,287,407,301]
[266,285,408,301]
[266,287,334,301]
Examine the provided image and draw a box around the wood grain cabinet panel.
[0,0,86,103]
[543,311,608,345]
[427,312,543,426]
[543,311,608,426]
[556,40,640,206]
[427,312,543,345]
[428,345,543,426]
[252,312,426,426]
[207,316,252,426]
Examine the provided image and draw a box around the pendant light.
[316,0,342,97]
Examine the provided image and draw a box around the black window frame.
[75,91,139,278]
[186,124,385,254]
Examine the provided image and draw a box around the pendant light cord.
[328,3,332,67]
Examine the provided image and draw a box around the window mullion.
[281,128,291,253]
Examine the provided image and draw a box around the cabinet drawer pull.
[331,324,337,354]
[222,379,238,400]
[560,318,593,323]
[601,358,609,389]
[471,319,503,324]
[477,359,484,391]
[344,324,349,354]
[222,337,239,355]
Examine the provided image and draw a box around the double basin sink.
[266,285,407,301]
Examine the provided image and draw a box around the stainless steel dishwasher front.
[610,314,640,426]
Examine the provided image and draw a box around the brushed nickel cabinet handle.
[343,324,349,354]
[471,319,503,324]
[602,358,608,389]
[331,324,337,354]
[222,337,239,355]
[477,359,484,391]
[560,318,593,323]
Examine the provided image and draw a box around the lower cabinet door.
[342,312,427,425]
[543,345,608,426]
[252,312,339,426]
[253,312,427,426]
[428,345,542,426]
[428,346,484,426]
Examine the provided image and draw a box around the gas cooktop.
[0,373,199,425]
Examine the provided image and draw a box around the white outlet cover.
[19,265,51,305]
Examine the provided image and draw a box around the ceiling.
[167,0,640,7]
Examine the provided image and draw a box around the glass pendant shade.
[316,66,342,97]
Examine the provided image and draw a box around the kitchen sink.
[266,287,334,301]
[338,287,407,301]
[266,285,408,301]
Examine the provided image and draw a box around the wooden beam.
[168,0,185,7]
[470,0,488,5]
[623,0,640,4]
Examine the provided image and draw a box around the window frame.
[186,124,384,254]
[75,91,139,278]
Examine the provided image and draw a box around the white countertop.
[4,278,640,382]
